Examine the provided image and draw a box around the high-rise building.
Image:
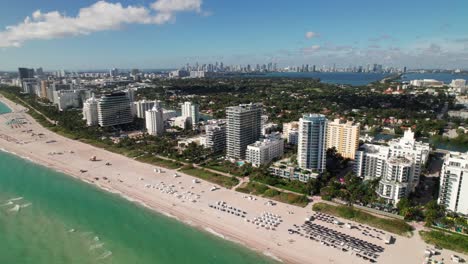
[378,156,414,204]
[246,133,284,167]
[181,101,200,129]
[438,151,468,214]
[82,96,99,126]
[36,67,44,77]
[40,80,49,98]
[326,119,360,160]
[18,68,34,80]
[54,90,82,111]
[134,100,159,119]
[145,105,165,136]
[297,114,327,171]
[354,129,430,205]
[204,121,227,153]
[226,103,262,160]
[125,88,135,103]
[97,92,133,127]
[21,79,39,94]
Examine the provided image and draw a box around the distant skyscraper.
[181,101,200,128]
[109,68,119,77]
[226,103,262,160]
[297,114,327,171]
[145,105,165,136]
[18,68,34,80]
[97,92,133,127]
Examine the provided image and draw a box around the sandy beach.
[0,95,465,264]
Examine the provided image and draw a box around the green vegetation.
[419,230,468,254]
[312,203,413,236]
[180,165,239,189]
[236,181,309,207]
[136,155,182,169]
[203,160,252,176]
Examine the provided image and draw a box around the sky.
[0,0,467,70]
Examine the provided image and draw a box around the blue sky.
[0,0,467,70]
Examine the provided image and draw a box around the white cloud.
[151,0,202,13]
[305,31,318,39]
[0,0,204,48]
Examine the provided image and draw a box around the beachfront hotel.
[354,129,430,205]
[438,151,468,214]
[297,114,327,172]
[97,92,133,127]
[246,133,284,167]
[226,103,262,160]
[145,105,165,136]
[326,119,360,160]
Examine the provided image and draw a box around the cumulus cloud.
[305,31,319,39]
[151,0,202,13]
[0,0,204,48]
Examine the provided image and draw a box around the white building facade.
[145,106,165,136]
[181,101,200,129]
[82,96,98,126]
[246,133,284,167]
[438,152,468,215]
[354,129,430,205]
[134,100,159,119]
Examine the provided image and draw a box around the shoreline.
[0,146,278,262]
[0,95,465,264]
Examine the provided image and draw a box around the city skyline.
[0,0,468,70]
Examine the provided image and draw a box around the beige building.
[326,119,360,159]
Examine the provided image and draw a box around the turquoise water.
[0,150,274,264]
[0,101,11,114]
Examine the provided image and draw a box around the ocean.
[0,100,11,114]
[0,149,274,263]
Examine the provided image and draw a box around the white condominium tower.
[226,103,262,160]
[134,100,160,119]
[297,114,327,172]
[97,92,133,127]
[354,129,430,204]
[438,151,468,214]
[326,119,360,159]
[145,105,165,136]
[82,96,98,126]
[181,101,200,128]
